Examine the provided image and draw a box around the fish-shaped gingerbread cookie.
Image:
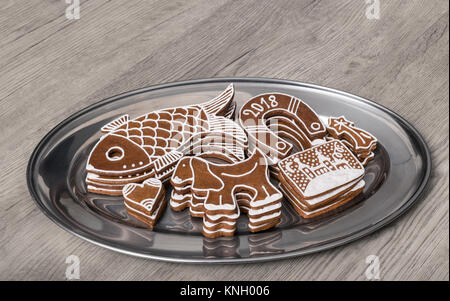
[86,84,248,195]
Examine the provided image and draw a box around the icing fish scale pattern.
[111,107,209,162]
[86,84,251,196]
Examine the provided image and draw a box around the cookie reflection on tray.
[202,228,285,258]
[248,229,284,257]
[203,236,240,258]
[162,205,203,233]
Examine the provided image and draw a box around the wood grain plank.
[0,0,448,280]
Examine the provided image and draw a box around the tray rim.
[26,77,432,264]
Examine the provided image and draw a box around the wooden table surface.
[0,0,448,281]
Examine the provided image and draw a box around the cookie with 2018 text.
[239,93,327,165]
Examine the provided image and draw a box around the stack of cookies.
[277,140,366,218]
[122,178,167,229]
[244,191,283,233]
[85,85,381,236]
[84,84,246,196]
[169,149,283,238]
[202,196,241,238]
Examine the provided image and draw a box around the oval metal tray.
[27,78,431,263]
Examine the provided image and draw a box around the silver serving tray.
[27,78,431,263]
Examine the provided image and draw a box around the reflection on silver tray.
[27,78,431,263]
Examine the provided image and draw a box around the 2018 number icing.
[239,93,327,164]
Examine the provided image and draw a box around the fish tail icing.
[201,115,249,161]
[208,116,248,146]
[178,114,248,162]
[199,84,234,117]
[223,102,236,119]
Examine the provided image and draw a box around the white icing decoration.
[124,194,164,219]
[248,202,282,216]
[278,140,364,199]
[311,122,321,130]
[170,149,283,236]
[303,169,364,198]
[122,179,163,212]
[172,175,188,185]
[101,115,129,133]
[202,227,235,234]
[327,116,377,152]
[248,211,281,223]
[87,172,98,178]
[203,220,236,228]
[205,212,240,221]
[248,221,278,230]
[86,84,250,193]
[276,141,286,150]
[280,180,365,215]
[239,92,327,161]
[248,196,283,212]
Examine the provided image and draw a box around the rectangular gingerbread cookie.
[277,171,362,210]
[279,180,365,218]
[278,140,365,200]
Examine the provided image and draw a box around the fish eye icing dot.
[179,285,270,297]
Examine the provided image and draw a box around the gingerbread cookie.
[122,178,166,229]
[239,93,327,164]
[277,140,365,218]
[86,84,249,195]
[327,116,377,166]
[279,180,365,218]
[170,149,283,238]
